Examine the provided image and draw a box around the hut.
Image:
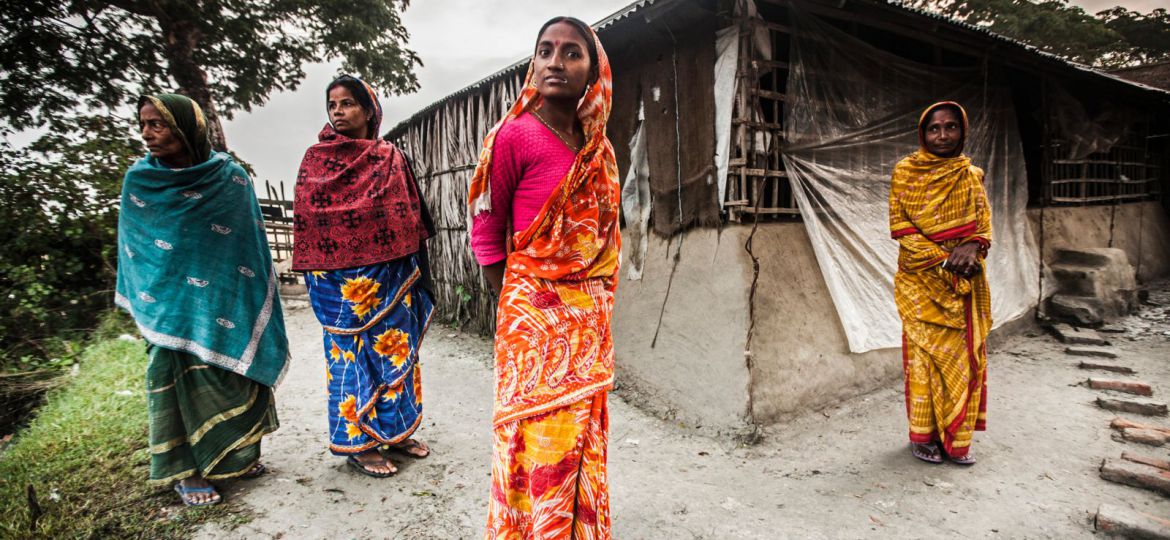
[386,0,1170,433]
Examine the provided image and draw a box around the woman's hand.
[945,242,982,278]
[482,262,506,297]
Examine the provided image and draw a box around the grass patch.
[0,337,240,538]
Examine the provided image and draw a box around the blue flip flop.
[174,483,222,507]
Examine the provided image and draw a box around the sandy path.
[196,287,1170,539]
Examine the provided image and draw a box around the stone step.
[1113,428,1169,447]
[1067,346,1119,359]
[1100,458,1170,496]
[1079,360,1136,374]
[1049,265,1103,296]
[1097,397,1169,417]
[1050,295,1105,325]
[1111,418,1170,436]
[1094,503,1170,539]
[1090,378,1154,397]
[1053,248,1116,268]
[1123,452,1170,471]
[1049,323,1108,345]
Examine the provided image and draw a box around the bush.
[0,115,142,373]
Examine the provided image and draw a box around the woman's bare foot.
[352,449,397,475]
[388,438,430,458]
[175,475,221,506]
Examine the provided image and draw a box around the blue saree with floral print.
[305,256,434,454]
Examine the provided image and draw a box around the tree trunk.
[160,19,228,152]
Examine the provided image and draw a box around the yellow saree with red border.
[470,24,619,540]
[890,102,992,459]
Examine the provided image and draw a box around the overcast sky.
[224,0,633,198]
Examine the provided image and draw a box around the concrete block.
[1050,294,1105,325]
[1100,458,1170,496]
[1123,452,1170,471]
[1097,397,1169,416]
[1094,503,1170,539]
[1049,323,1108,345]
[1079,360,1136,374]
[1067,346,1119,358]
[1099,323,1127,333]
[1090,378,1154,396]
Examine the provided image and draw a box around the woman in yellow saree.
[890,101,992,465]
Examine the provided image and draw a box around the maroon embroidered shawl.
[291,124,431,271]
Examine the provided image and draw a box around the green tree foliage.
[912,0,1170,67]
[0,116,141,371]
[0,0,421,149]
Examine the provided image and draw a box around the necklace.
[532,110,582,153]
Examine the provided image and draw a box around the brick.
[1123,452,1170,471]
[1066,346,1119,359]
[1080,360,1136,374]
[1049,323,1108,345]
[1090,378,1154,396]
[1097,397,1169,417]
[1100,458,1170,496]
[1094,503,1170,539]
[1112,418,1170,436]
[1120,428,1169,447]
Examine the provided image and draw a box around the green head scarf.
[137,93,213,164]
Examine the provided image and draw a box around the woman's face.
[138,102,188,166]
[328,85,371,139]
[922,107,963,157]
[533,22,593,102]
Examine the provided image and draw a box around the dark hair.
[535,16,599,83]
[326,75,377,137]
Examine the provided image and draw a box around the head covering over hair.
[137,93,213,165]
[292,75,434,273]
[326,75,383,140]
[467,20,613,219]
[917,101,969,157]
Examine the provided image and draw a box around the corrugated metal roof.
[386,0,1169,138]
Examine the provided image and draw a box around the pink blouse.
[470,112,577,266]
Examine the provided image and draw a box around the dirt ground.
[194,283,1170,539]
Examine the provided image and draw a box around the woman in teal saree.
[116,93,289,506]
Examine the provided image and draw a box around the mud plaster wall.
[744,223,902,424]
[611,228,751,432]
[612,221,1047,429]
[1029,201,1170,282]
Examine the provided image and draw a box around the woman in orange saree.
[469,16,619,539]
[890,101,992,466]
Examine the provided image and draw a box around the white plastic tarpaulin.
[781,10,1040,353]
[714,25,738,209]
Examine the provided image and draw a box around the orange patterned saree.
[889,102,992,459]
[470,24,619,540]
